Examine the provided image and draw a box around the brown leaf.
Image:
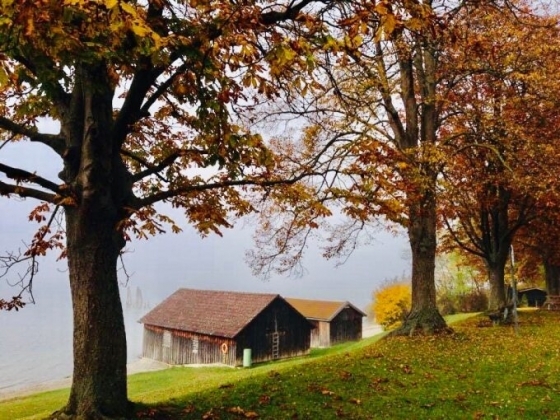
[228,406,245,414]
[258,394,271,405]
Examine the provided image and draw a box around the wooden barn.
[285,298,366,348]
[139,289,313,366]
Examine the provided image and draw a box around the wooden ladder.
[271,332,280,359]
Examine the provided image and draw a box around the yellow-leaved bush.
[372,283,412,330]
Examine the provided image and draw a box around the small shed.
[139,288,313,366]
[285,298,366,348]
[518,287,547,307]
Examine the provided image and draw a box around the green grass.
[5,311,560,419]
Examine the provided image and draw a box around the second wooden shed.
[285,297,367,348]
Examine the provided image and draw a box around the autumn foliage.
[372,281,411,331]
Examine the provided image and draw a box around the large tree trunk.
[52,64,132,419]
[52,209,129,419]
[544,260,560,296]
[487,262,507,310]
[394,187,449,336]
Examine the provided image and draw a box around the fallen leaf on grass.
[349,397,361,405]
[258,394,271,405]
[227,406,260,418]
[400,364,412,374]
[518,379,550,388]
[339,370,353,380]
[321,389,335,395]
[202,409,218,420]
[228,407,245,414]
[183,405,195,414]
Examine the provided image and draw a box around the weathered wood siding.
[310,321,330,348]
[330,308,363,345]
[143,325,237,365]
[235,298,312,365]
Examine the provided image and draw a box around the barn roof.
[285,297,367,322]
[139,288,281,338]
[518,287,547,293]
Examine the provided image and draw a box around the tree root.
[389,309,454,337]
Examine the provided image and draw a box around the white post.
[511,245,519,334]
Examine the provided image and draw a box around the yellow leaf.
[131,21,150,37]
[383,14,397,36]
[120,2,137,16]
[105,0,118,9]
[0,66,8,87]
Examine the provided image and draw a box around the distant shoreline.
[0,358,169,402]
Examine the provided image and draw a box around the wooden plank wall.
[142,325,236,365]
[310,321,330,348]
[235,298,311,364]
[330,308,363,345]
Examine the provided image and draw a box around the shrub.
[456,290,488,312]
[437,294,458,316]
[372,282,412,330]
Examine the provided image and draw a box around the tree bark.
[51,209,130,420]
[487,262,507,310]
[544,260,560,296]
[394,185,450,336]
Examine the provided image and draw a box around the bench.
[544,295,560,310]
[488,306,512,326]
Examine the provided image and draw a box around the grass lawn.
[3,310,560,419]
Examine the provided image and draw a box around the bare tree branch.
[0,162,61,193]
[137,171,323,208]
[0,180,56,203]
[127,148,210,183]
[0,116,65,155]
[0,205,62,308]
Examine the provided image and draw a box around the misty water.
[0,286,147,394]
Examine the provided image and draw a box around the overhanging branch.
[0,117,65,155]
[138,172,317,208]
[126,148,209,183]
[0,162,61,193]
[0,180,56,203]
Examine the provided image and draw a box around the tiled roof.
[286,297,367,322]
[139,289,280,338]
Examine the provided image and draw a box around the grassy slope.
[3,311,560,419]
